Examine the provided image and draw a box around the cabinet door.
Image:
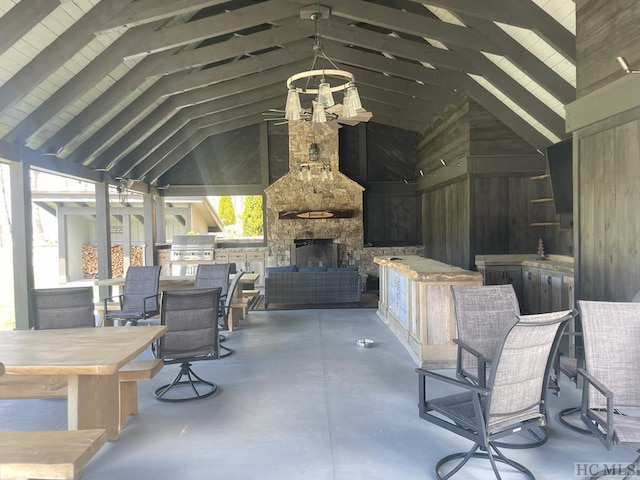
[229,253,248,273]
[539,270,563,312]
[482,266,523,308]
[522,267,540,314]
[246,252,265,287]
[562,275,574,310]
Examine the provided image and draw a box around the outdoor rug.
[249,292,379,311]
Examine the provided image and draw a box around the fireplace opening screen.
[291,239,338,268]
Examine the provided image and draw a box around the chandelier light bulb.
[342,83,362,118]
[312,101,327,123]
[285,87,302,120]
[317,78,335,108]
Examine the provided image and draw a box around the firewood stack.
[82,244,144,279]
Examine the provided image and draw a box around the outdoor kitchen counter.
[374,255,483,369]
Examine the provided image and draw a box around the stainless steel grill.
[170,235,216,275]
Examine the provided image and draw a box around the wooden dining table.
[0,325,166,441]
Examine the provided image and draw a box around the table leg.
[68,373,119,441]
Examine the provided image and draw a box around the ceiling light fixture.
[283,4,370,125]
[617,56,640,74]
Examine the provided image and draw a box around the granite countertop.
[374,255,483,282]
[475,254,574,274]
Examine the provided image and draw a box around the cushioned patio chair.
[578,300,640,480]
[194,263,234,358]
[154,288,221,402]
[417,309,572,480]
[104,266,161,326]
[33,286,95,329]
[451,284,558,448]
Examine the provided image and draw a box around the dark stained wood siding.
[469,101,540,155]
[577,0,640,96]
[422,179,470,268]
[577,119,640,301]
[366,123,417,182]
[267,122,289,183]
[418,96,573,270]
[160,125,261,185]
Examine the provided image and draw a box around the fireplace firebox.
[291,239,338,268]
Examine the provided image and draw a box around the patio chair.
[194,263,234,358]
[104,266,161,326]
[417,309,572,480]
[220,271,245,331]
[578,300,640,480]
[32,286,95,329]
[154,288,221,403]
[450,284,556,449]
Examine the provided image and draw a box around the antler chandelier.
[284,6,367,123]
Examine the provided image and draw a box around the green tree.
[218,196,236,226]
[241,195,263,236]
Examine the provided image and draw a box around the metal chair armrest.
[454,338,491,387]
[416,368,490,395]
[578,367,615,449]
[143,293,161,316]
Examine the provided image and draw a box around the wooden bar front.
[375,255,483,368]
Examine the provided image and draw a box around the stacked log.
[82,244,144,279]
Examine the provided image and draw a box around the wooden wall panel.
[577,0,640,96]
[578,119,640,301]
[162,125,261,185]
[422,179,470,269]
[366,123,417,182]
[365,193,420,246]
[469,101,539,155]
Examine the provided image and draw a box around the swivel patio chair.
[450,284,552,448]
[578,300,640,480]
[194,263,234,358]
[104,266,161,326]
[154,288,221,403]
[220,271,245,331]
[33,286,95,329]
[417,309,572,480]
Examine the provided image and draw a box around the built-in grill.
[170,234,217,276]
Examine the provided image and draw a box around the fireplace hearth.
[291,239,338,268]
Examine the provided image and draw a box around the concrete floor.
[0,308,635,479]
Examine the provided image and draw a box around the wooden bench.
[118,359,163,429]
[0,360,163,431]
[0,429,107,480]
[241,289,260,299]
[229,298,250,330]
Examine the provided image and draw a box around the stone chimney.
[264,120,365,267]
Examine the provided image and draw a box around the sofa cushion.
[265,265,297,277]
[327,266,358,271]
[297,266,328,272]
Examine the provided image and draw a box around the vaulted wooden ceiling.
[0,0,575,190]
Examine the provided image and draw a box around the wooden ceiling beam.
[452,47,566,139]
[42,35,312,157]
[124,0,300,58]
[292,0,500,54]
[87,62,308,169]
[453,13,576,104]
[277,17,473,73]
[0,0,60,57]
[452,72,553,149]
[129,97,285,181]
[110,84,283,176]
[4,20,167,145]
[345,66,459,106]
[410,0,575,61]
[68,43,312,166]
[0,0,130,117]
[98,0,231,34]
[151,115,265,187]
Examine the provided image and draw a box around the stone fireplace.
[265,121,364,267]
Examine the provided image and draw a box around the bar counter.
[374,255,483,368]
